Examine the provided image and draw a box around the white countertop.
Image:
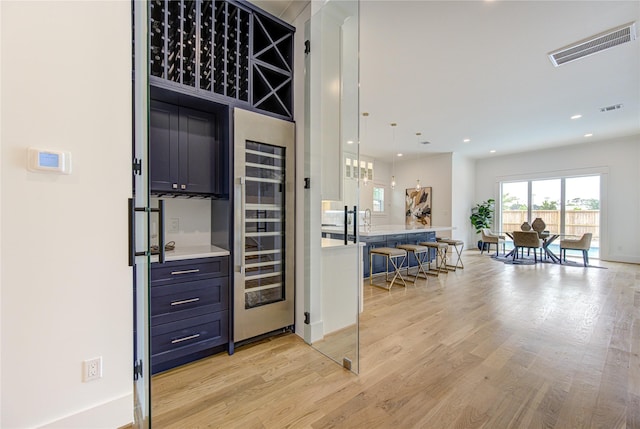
[151,244,230,262]
[322,224,455,237]
[321,238,365,249]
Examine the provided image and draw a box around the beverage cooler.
[233,108,295,342]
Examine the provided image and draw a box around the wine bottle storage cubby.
[149,0,293,120]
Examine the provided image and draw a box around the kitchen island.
[322,225,454,278]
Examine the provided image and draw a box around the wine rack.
[149,0,293,120]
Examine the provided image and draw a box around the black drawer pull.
[171,333,201,344]
[170,269,200,275]
[170,297,200,306]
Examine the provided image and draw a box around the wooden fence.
[502,210,599,239]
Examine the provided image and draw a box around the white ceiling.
[251,0,640,160]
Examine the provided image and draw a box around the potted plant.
[470,198,495,250]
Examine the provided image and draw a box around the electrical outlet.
[83,357,102,382]
[168,217,180,233]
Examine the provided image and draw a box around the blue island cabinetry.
[324,228,443,278]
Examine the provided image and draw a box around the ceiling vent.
[600,104,623,113]
[548,22,637,67]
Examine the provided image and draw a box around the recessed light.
[584,133,593,137]
[490,150,496,153]
[397,153,403,157]
[463,138,471,143]
[346,140,354,144]
[571,114,582,120]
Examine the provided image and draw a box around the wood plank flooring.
[151,252,640,428]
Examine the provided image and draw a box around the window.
[373,186,385,212]
[499,174,600,258]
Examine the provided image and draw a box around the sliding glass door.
[565,176,600,256]
[531,179,561,233]
[500,175,600,258]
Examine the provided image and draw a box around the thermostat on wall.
[27,147,72,174]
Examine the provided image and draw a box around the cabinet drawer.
[151,256,229,284]
[151,277,228,326]
[151,311,228,360]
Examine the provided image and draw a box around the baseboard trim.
[38,393,133,429]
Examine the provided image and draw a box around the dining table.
[502,231,571,263]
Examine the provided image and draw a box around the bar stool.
[396,244,429,281]
[419,241,449,276]
[436,237,464,270]
[369,247,407,290]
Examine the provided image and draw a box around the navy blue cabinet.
[361,236,387,278]
[150,100,221,196]
[150,256,229,374]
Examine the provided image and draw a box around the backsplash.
[151,197,212,248]
[321,208,367,227]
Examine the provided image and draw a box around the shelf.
[149,0,293,120]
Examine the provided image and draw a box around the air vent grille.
[548,22,637,67]
[600,104,623,113]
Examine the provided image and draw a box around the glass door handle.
[128,198,165,266]
[353,205,357,243]
[344,206,348,245]
[343,205,358,245]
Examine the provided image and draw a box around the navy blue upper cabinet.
[150,100,218,195]
[149,0,294,121]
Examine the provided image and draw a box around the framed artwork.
[405,187,432,226]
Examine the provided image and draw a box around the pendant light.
[390,123,397,189]
[415,132,422,190]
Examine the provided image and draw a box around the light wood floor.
[151,252,640,428]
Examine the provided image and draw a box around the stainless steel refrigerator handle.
[239,177,246,274]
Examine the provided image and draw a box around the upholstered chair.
[512,231,544,262]
[560,233,592,267]
[481,228,505,256]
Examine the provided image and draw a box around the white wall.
[387,153,453,229]
[1,2,133,427]
[451,153,475,245]
[151,197,212,247]
[474,135,640,263]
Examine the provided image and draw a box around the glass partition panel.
[305,0,360,374]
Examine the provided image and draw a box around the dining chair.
[559,233,592,267]
[512,231,544,262]
[481,228,505,256]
